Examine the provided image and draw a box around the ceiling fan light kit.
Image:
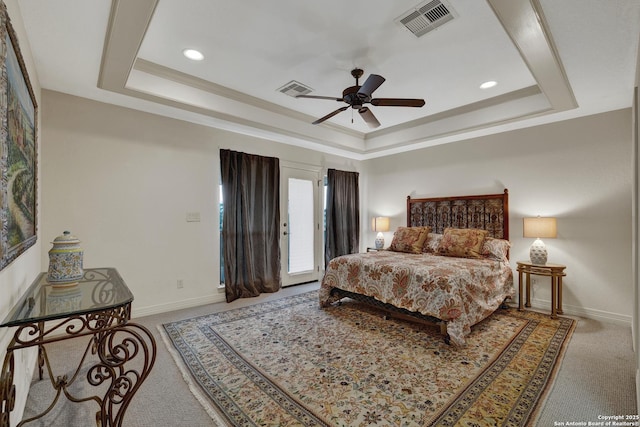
[297,68,426,128]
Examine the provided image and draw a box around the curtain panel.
[220,149,281,303]
[325,168,360,267]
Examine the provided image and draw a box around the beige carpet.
[162,290,575,426]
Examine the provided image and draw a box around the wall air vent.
[395,0,456,38]
[277,80,313,97]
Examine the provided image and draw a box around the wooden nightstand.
[516,261,567,318]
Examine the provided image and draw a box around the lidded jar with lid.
[47,231,83,284]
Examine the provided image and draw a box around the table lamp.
[372,217,390,249]
[523,217,557,265]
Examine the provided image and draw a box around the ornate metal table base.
[1,313,156,426]
[91,323,156,427]
[0,353,16,427]
[0,268,156,427]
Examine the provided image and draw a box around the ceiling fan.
[297,68,425,128]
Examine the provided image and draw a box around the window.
[287,177,315,273]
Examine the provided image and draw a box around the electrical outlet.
[177,279,184,289]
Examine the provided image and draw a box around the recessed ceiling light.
[183,49,204,61]
[480,81,497,89]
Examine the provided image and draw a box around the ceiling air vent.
[396,0,456,38]
[277,80,313,97]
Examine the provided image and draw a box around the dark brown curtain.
[220,149,281,303]
[325,168,360,267]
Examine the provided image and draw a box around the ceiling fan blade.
[357,74,385,100]
[312,106,349,125]
[296,94,343,101]
[371,98,426,107]
[358,107,381,128]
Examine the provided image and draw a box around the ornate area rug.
[160,291,575,426]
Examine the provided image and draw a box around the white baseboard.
[521,298,632,326]
[132,293,226,319]
[134,294,632,325]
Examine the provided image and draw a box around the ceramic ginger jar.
[47,231,83,284]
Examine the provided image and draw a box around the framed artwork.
[0,1,38,271]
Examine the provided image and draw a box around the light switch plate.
[186,212,201,222]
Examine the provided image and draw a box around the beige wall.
[364,109,633,324]
[0,1,42,424]
[40,90,359,317]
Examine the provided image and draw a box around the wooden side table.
[516,261,567,318]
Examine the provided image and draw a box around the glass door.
[280,166,321,286]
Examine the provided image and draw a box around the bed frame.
[407,189,509,240]
[331,189,510,343]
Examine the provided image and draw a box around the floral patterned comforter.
[319,251,514,346]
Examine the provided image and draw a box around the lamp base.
[529,238,548,265]
[375,232,385,249]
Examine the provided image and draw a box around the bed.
[319,190,514,346]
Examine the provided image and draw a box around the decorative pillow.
[389,226,430,254]
[422,233,443,253]
[437,228,488,258]
[482,237,510,261]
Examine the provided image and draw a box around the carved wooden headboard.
[406,189,509,240]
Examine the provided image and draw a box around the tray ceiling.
[17,0,640,159]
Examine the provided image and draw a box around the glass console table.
[0,268,156,426]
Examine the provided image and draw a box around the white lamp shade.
[372,217,390,232]
[523,217,557,239]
